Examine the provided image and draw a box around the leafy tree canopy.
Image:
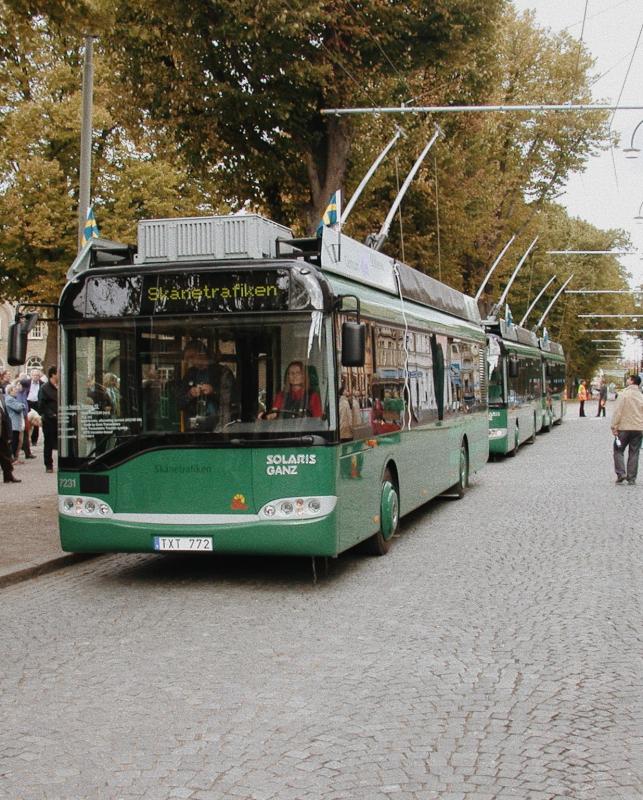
[0,0,636,378]
[91,0,507,232]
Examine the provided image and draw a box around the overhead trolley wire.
[607,20,643,189]
[573,0,590,85]
[561,0,638,32]
[609,23,643,131]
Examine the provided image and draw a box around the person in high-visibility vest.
[577,380,587,417]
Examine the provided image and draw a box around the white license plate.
[153,536,213,552]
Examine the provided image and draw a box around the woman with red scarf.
[265,361,322,419]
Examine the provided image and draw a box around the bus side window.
[431,335,446,420]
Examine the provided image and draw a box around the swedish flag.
[82,205,100,245]
[316,191,340,236]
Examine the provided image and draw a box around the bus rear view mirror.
[508,356,519,379]
[7,313,38,366]
[341,321,365,367]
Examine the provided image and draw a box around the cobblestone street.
[1,405,641,800]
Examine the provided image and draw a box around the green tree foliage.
[522,208,637,383]
[0,0,637,377]
[0,3,211,302]
[95,0,506,232]
[0,11,77,299]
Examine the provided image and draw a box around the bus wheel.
[365,470,399,556]
[454,441,469,498]
[526,415,537,444]
[507,427,518,457]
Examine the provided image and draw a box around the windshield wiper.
[230,435,326,446]
[84,432,166,469]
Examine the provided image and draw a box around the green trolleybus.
[486,319,543,457]
[27,215,489,558]
[539,336,566,430]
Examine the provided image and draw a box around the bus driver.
[179,340,237,427]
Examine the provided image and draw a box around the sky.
[512,0,643,287]
[512,0,643,365]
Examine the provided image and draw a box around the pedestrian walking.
[26,368,45,444]
[611,374,643,485]
[0,392,21,483]
[17,377,36,458]
[39,366,58,473]
[577,380,587,417]
[5,383,25,461]
[596,379,607,417]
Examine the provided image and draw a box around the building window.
[26,356,43,372]
[28,321,45,340]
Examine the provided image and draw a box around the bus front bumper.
[59,511,340,558]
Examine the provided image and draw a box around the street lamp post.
[623,118,643,158]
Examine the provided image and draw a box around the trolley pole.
[534,275,575,332]
[474,235,516,303]
[519,276,557,327]
[489,237,539,320]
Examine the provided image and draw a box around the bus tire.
[507,426,518,457]
[453,440,469,499]
[365,469,399,556]
[526,414,537,444]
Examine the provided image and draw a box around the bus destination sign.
[141,270,290,315]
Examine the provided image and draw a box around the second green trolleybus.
[486,319,543,457]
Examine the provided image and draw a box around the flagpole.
[78,34,95,251]
[336,189,342,261]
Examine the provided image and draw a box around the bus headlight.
[59,496,114,518]
[259,496,337,521]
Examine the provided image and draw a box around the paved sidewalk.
[0,443,94,588]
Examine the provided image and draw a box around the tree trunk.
[304,116,352,234]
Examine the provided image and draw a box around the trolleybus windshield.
[487,337,505,403]
[60,313,336,469]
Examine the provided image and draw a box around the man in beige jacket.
[611,374,643,485]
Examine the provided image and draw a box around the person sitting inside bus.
[179,340,237,426]
[262,360,322,419]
